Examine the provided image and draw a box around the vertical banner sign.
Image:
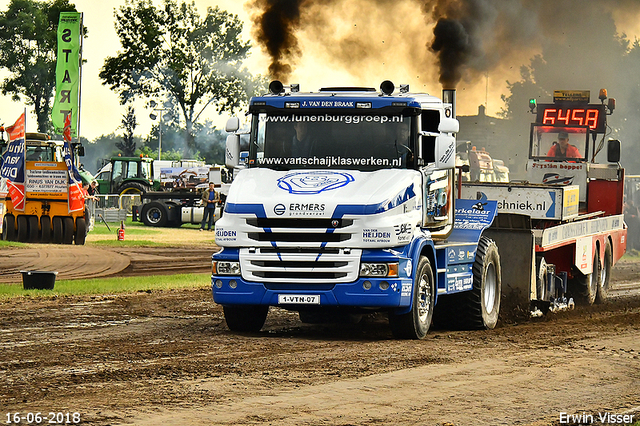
[0,112,27,211]
[63,112,84,213]
[52,12,81,135]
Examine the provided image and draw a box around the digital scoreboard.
[535,104,606,133]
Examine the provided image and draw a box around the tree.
[0,0,83,133]
[100,0,263,156]
[115,105,137,156]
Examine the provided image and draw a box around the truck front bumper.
[211,275,413,308]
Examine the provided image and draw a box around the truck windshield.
[530,125,589,162]
[250,112,415,171]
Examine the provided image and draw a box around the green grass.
[0,240,26,248]
[0,273,211,299]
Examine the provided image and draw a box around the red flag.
[1,112,26,211]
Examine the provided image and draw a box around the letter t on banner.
[63,112,84,213]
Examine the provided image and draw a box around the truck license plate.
[278,295,320,305]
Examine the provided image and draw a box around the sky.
[0,0,640,142]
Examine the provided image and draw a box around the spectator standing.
[200,182,219,231]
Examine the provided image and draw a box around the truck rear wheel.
[389,256,435,339]
[570,250,598,305]
[2,214,16,241]
[16,216,28,242]
[141,202,168,227]
[433,237,501,330]
[40,216,51,244]
[52,217,63,244]
[27,216,39,243]
[74,218,87,245]
[223,305,269,333]
[596,242,612,304]
[62,217,74,245]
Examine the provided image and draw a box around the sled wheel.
[223,305,269,333]
[52,217,64,244]
[2,214,16,241]
[389,256,435,339]
[74,217,87,245]
[570,249,598,305]
[595,241,612,303]
[17,216,28,242]
[27,216,39,243]
[40,216,51,244]
[62,217,74,245]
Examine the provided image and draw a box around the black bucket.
[21,271,58,290]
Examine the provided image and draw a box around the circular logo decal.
[277,171,355,194]
[274,203,286,215]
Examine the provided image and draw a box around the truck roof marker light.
[269,80,284,95]
[284,102,300,108]
[356,102,372,109]
[380,80,395,96]
[529,98,536,112]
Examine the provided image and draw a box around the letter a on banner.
[52,12,81,135]
[63,112,84,213]
[0,111,27,211]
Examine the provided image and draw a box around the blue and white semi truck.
[211,81,501,339]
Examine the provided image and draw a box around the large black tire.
[27,216,39,243]
[389,256,436,339]
[74,218,87,245]
[595,242,612,304]
[118,181,149,195]
[569,249,598,305]
[40,216,51,244]
[2,214,16,241]
[433,237,501,330]
[16,215,28,242]
[62,217,74,245]
[140,201,169,227]
[52,217,64,244]
[223,305,269,333]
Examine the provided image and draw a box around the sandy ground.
[1,231,639,425]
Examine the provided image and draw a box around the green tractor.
[94,156,160,196]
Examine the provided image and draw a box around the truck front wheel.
[389,256,435,339]
[141,202,168,227]
[223,305,269,333]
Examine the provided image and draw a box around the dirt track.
[0,245,639,426]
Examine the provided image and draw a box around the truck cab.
[212,81,502,339]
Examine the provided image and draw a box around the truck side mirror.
[438,117,459,134]
[434,134,456,169]
[225,117,240,133]
[607,139,620,163]
[225,134,240,169]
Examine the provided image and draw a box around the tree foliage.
[0,0,83,132]
[116,105,137,156]
[100,0,263,156]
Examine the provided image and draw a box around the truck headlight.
[213,261,241,275]
[360,262,398,278]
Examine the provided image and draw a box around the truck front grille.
[240,248,361,284]
[245,218,354,245]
